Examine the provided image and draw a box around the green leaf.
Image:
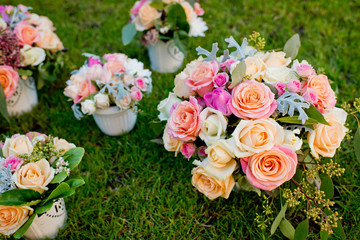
[167,3,190,33]
[17,69,33,76]
[320,230,328,240]
[354,127,360,163]
[62,147,85,170]
[37,75,45,90]
[236,176,261,196]
[0,148,3,158]
[57,188,76,199]
[150,0,164,9]
[50,171,68,184]
[121,22,136,46]
[0,189,41,206]
[0,85,9,123]
[42,182,70,204]
[65,177,85,189]
[36,201,53,214]
[277,116,318,125]
[284,33,301,59]
[279,218,295,240]
[294,219,308,240]
[13,213,36,239]
[271,202,288,235]
[173,32,187,56]
[228,61,246,89]
[320,173,334,199]
[304,105,330,125]
[303,155,316,170]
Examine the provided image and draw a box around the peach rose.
[14,20,40,45]
[115,94,132,109]
[191,166,235,200]
[186,61,218,97]
[37,16,55,30]
[104,60,126,74]
[228,118,284,158]
[163,125,184,156]
[302,74,336,112]
[0,65,19,98]
[167,97,202,142]
[134,1,161,31]
[308,107,348,159]
[173,57,202,98]
[13,159,55,193]
[229,79,277,119]
[241,146,297,191]
[181,2,196,22]
[74,80,97,103]
[36,28,64,53]
[53,137,76,154]
[263,51,291,68]
[0,205,33,236]
[2,135,33,158]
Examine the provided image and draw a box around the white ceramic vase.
[6,77,38,116]
[92,106,137,136]
[24,198,67,240]
[147,40,184,73]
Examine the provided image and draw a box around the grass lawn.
[1,0,360,239]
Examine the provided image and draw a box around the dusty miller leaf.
[225,36,256,60]
[196,43,219,62]
[277,92,310,124]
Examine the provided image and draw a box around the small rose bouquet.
[0,4,65,120]
[156,32,348,239]
[122,0,207,53]
[64,53,152,119]
[0,132,85,238]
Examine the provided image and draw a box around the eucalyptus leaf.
[228,61,246,88]
[271,202,288,235]
[236,175,261,196]
[304,105,329,125]
[284,34,301,59]
[121,22,136,45]
[294,219,308,240]
[62,147,85,170]
[0,85,9,123]
[354,127,360,163]
[320,173,334,199]
[13,213,36,239]
[279,218,295,240]
[50,171,68,184]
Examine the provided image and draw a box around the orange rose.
[0,65,19,98]
[36,28,64,53]
[0,206,33,236]
[14,20,40,45]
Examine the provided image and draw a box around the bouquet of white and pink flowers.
[156,32,347,239]
[0,132,85,239]
[0,4,65,120]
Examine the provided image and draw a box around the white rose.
[2,135,33,158]
[64,83,79,99]
[53,137,76,153]
[81,99,96,115]
[282,129,303,152]
[21,45,46,66]
[0,18,7,29]
[27,13,40,26]
[94,93,110,109]
[262,66,298,84]
[163,125,183,156]
[199,108,228,146]
[157,92,181,121]
[173,57,202,98]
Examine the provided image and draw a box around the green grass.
[1,0,360,239]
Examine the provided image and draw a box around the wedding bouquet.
[156,32,347,239]
[122,0,207,54]
[64,53,152,119]
[0,132,85,238]
[0,4,65,120]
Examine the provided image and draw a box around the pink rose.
[194,3,204,16]
[287,79,301,93]
[213,72,229,88]
[204,88,232,116]
[74,80,97,103]
[103,53,127,62]
[241,146,297,191]
[167,97,202,142]
[88,57,102,67]
[229,79,277,119]
[186,61,218,97]
[293,60,316,78]
[275,82,286,96]
[17,4,28,12]
[220,59,235,72]
[104,60,126,74]
[131,0,148,18]
[25,132,47,141]
[0,141,4,148]
[302,88,318,105]
[197,146,207,157]
[14,20,40,45]
[196,97,206,108]
[130,86,143,102]
[0,65,19,98]
[181,143,196,159]
[302,74,336,111]
[2,156,23,172]
[134,77,147,91]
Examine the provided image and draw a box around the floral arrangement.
[122,0,207,54]
[0,4,65,120]
[64,53,152,119]
[156,32,348,239]
[0,132,85,238]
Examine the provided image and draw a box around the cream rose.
[281,129,303,152]
[2,135,33,158]
[0,205,33,236]
[134,1,161,31]
[262,66,298,84]
[94,93,110,109]
[53,137,76,153]
[13,159,55,193]
[206,140,235,168]
[228,118,284,158]
[263,51,291,68]
[191,166,235,200]
[199,108,228,146]
[163,125,183,156]
[244,55,266,80]
[81,99,96,115]
[116,94,132,109]
[308,107,348,159]
[173,57,202,98]
[36,28,64,53]
[37,16,55,31]
[157,92,181,121]
[21,45,46,66]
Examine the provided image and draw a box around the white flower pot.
[24,198,67,240]
[92,106,137,136]
[147,40,184,73]
[6,77,38,116]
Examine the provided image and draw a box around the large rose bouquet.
[156,32,347,239]
[0,132,85,238]
[122,0,207,53]
[0,4,65,120]
[64,53,152,119]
